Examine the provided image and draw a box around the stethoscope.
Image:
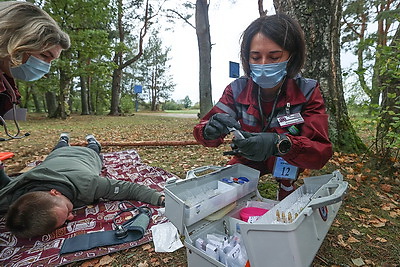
[0,73,30,142]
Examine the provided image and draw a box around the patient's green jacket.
[0,146,162,213]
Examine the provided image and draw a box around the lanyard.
[257,82,284,132]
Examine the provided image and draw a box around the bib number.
[273,157,298,180]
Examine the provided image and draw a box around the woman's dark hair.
[240,13,306,78]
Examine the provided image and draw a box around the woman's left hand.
[232,132,279,161]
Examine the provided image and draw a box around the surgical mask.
[250,60,288,88]
[10,56,51,81]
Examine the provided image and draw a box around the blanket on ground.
[0,150,175,266]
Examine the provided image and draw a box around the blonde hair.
[0,1,70,66]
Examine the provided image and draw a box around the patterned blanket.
[0,150,176,266]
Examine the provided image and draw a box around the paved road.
[138,112,198,119]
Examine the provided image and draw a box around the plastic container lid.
[240,207,269,222]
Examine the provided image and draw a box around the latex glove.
[203,113,241,140]
[232,131,279,161]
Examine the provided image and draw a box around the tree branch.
[167,8,196,29]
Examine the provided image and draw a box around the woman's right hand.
[203,113,241,140]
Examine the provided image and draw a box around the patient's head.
[6,189,74,238]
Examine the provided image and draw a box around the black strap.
[60,204,151,255]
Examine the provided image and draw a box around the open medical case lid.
[164,164,260,235]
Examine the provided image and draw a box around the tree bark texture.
[45,91,57,118]
[273,0,365,152]
[376,25,400,166]
[59,68,70,120]
[196,0,213,117]
[109,0,124,116]
[32,89,41,113]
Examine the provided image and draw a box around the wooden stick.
[70,140,203,147]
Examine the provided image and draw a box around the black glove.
[157,196,165,207]
[203,113,241,140]
[232,131,279,161]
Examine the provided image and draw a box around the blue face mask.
[10,56,51,81]
[250,60,288,89]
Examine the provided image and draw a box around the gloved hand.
[232,131,279,161]
[203,113,241,140]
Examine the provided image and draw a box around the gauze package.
[150,221,183,252]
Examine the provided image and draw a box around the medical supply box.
[164,164,348,267]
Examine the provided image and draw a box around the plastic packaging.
[239,207,269,223]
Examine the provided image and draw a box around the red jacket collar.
[236,77,308,108]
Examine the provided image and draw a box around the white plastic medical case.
[164,164,348,267]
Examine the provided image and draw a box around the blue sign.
[229,61,240,78]
[134,85,142,93]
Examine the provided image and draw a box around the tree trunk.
[32,88,41,112]
[375,25,400,170]
[45,91,58,118]
[59,68,70,119]
[110,67,122,115]
[274,0,365,152]
[196,0,213,117]
[80,75,90,115]
[109,0,150,116]
[109,0,124,116]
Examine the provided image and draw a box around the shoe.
[59,132,70,145]
[86,134,101,151]
[277,182,296,201]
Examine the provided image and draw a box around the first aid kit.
[164,164,348,267]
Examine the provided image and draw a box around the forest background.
[1,0,399,266]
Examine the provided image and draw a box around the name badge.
[273,157,299,180]
[277,112,304,127]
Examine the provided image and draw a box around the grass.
[2,112,399,266]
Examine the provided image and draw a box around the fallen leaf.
[358,207,371,213]
[355,174,363,183]
[364,260,374,265]
[142,244,152,251]
[98,255,113,266]
[351,229,362,235]
[162,257,173,263]
[381,184,392,192]
[81,259,99,267]
[337,234,350,248]
[347,236,360,243]
[355,163,364,169]
[381,203,396,211]
[376,237,387,242]
[371,177,379,183]
[138,261,148,267]
[352,257,365,266]
[370,219,386,227]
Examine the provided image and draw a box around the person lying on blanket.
[0,133,165,239]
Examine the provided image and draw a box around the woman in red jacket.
[193,14,332,200]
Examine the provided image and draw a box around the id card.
[277,112,304,127]
[273,157,299,180]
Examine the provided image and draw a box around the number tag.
[273,157,298,180]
